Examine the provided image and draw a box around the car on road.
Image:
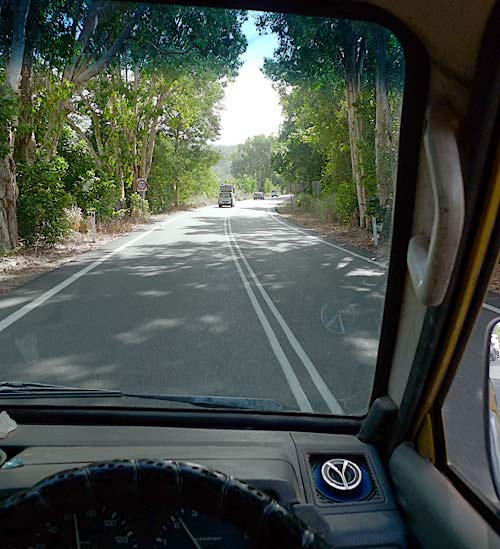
[271,189,279,198]
[253,192,264,200]
[218,191,234,208]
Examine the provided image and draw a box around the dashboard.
[0,424,407,548]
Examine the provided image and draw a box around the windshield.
[0,3,404,416]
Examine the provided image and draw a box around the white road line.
[268,206,387,269]
[224,216,313,413]
[0,212,189,335]
[271,205,500,317]
[227,214,345,415]
[484,303,500,315]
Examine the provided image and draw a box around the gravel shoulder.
[276,203,390,260]
[0,212,183,295]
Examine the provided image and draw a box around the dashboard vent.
[308,454,383,505]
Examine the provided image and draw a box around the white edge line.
[228,214,345,415]
[0,212,189,335]
[224,216,313,413]
[483,303,500,315]
[269,206,388,270]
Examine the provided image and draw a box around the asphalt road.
[0,198,389,415]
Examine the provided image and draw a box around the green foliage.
[81,176,121,219]
[233,175,257,194]
[329,183,358,224]
[0,2,248,245]
[129,193,150,217]
[57,127,96,196]
[231,135,276,191]
[0,72,17,157]
[17,154,72,245]
[65,205,83,232]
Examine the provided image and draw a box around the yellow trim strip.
[416,413,436,462]
[412,144,500,442]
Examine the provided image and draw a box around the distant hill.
[211,144,238,184]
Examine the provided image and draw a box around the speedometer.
[26,506,137,548]
[19,506,249,548]
[152,508,250,548]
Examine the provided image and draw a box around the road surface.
[0,199,388,415]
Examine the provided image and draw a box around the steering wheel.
[0,459,330,548]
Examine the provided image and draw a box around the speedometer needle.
[73,514,81,549]
[176,515,201,549]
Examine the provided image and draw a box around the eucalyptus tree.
[258,14,371,225]
[162,76,224,206]
[0,0,29,249]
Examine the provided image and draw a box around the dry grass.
[0,212,175,295]
[0,232,116,294]
[277,204,388,258]
[0,203,215,296]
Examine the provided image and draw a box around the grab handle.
[407,100,465,306]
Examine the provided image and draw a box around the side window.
[441,295,500,507]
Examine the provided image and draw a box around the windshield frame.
[0,0,429,424]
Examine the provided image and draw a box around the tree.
[258,15,370,225]
[162,77,223,206]
[0,0,29,249]
[231,135,275,192]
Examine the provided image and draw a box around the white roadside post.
[90,209,96,242]
[372,216,379,247]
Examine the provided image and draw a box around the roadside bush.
[318,193,338,225]
[332,181,358,225]
[57,127,96,196]
[65,206,83,232]
[129,193,150,218]
[17,154,72,245]
[76,174,121,218]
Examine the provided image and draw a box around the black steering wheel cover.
[0,459,330,548]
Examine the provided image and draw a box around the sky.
[215,13,283,146]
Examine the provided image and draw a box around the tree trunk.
[0,0,30,249]
[374,27,394,210]
[0,155,19,249]
[257,174,264,192]
[14,0,39,164]
[342,26,366,227]
[130,65,140,191]
[43,98,72,157]
[175,183,180,207]
[14,52,36,163]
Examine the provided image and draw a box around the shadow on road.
[0,210,388,414]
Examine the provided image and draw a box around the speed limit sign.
[137,178,147,192]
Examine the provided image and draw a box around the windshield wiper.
[0,382,286,411]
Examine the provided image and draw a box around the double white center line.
[224,214,344,415]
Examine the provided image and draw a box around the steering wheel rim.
[0,459,329,548]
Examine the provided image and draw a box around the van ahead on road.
[218,184,235,207]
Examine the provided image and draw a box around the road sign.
[137,178,147,192]
[290,182,305,193]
